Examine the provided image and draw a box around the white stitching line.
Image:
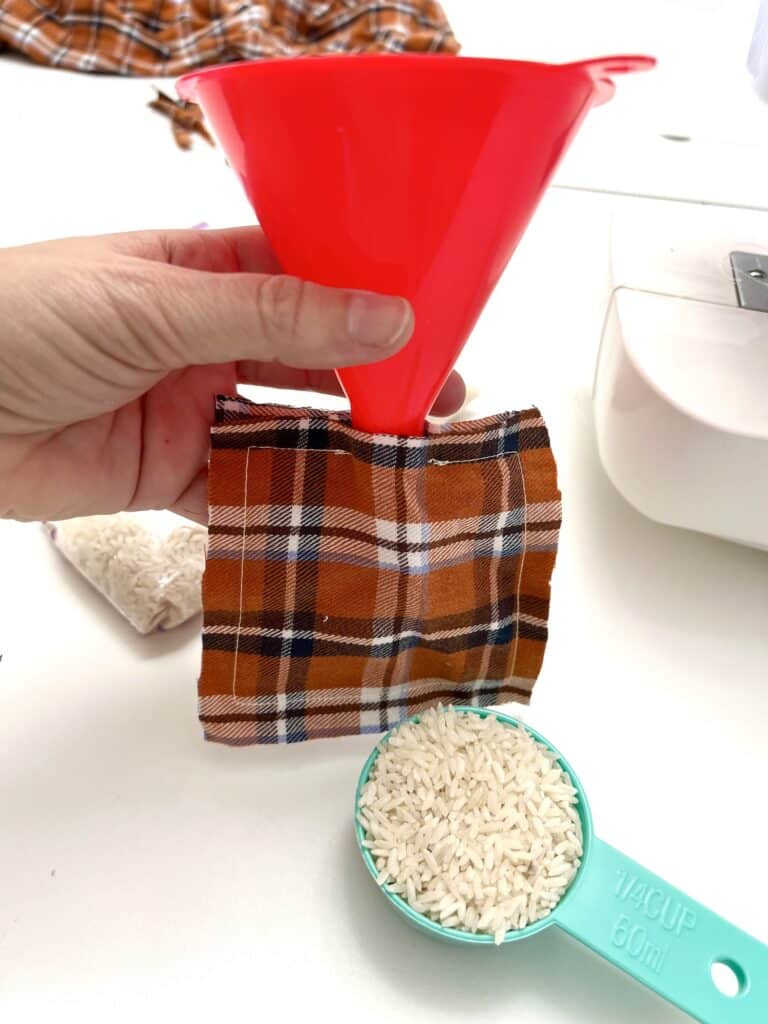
[510,450,528,681]
[476,456,506,683]
[227,442,533,699]
[231,447,251,700]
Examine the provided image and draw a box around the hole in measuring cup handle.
[710,959,748,998]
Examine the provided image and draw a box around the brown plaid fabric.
[200,398,561,745]
[0,1,458,76]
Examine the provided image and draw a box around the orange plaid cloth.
[0,1,458,76]
[200,400,561,745]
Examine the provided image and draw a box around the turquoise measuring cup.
[354,707,768,1022]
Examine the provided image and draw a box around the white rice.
[357,705,583,945]
[46,511,207,634]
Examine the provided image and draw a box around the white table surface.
[1,3,767,1022]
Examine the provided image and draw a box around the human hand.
[0,228,464,523]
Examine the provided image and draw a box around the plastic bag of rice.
[357,706,583,945]
[44,511,207,634]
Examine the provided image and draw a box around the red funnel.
[178,54,653,434]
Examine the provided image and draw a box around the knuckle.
[257,275,306,345]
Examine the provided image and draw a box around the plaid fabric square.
[0,1,458,76]
[200,398,562,745]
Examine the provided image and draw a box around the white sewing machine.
[594,202,768,550]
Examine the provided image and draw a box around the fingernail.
[347,294,413,349]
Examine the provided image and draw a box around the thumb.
[149,264,414,370]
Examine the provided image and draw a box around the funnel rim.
[176,51,654,102]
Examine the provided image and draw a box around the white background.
[1,2,767,1022]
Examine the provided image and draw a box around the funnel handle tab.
[566,54,656,77]
[555,838,768,1022]
[564,54,655,105]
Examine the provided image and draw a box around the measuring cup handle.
[554,837,768,1023]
